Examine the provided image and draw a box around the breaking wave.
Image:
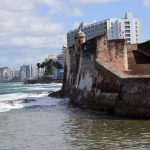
[0,95,62,113]
[0,92,48,102]
[0,82,62,113]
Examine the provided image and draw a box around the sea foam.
[0,82,62,113]
[0,96,62,113]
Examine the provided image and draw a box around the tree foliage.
[52,61,63,69]
[44,59,53,77]
[36,59,63,79]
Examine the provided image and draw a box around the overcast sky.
[0,0,150,69]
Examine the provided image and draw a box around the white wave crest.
[0,96,63,113]
[0,82,63,112]
[0,92,48,102]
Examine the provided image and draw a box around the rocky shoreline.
[48,90,63,98]
[24,79,62,84]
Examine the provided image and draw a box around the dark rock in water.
[49,90,64,98]
[22,99,36,103]
[24,80,39,84]
[30,99,36,102]
[9,101,15,106]
[23,99,29,103]
[48,90,54,94]
[24,78,62,84]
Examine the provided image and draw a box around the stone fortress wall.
[62,33,150,118]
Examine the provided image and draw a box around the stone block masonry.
[62,34,150,118]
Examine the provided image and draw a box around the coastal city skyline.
[0,0,150,68]
[0,53,64,81]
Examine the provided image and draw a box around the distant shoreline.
[0,80,21,83]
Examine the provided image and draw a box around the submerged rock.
[49,90,64,98]
[24,79,62,84]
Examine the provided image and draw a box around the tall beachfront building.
[67,13,141,47]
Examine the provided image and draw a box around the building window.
[125,26,130,29]
[125,30,130,33]
[125,34,130,37]
[125,21,130,25]
[126,38,130,41]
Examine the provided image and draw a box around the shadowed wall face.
[138,41,150,55]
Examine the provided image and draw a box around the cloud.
[69,8,83,16]
[143,0,150,7]
[0,0,122,68]
[0,0,84,68]
[71,0,118,4]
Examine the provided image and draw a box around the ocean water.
[0,82,150,150]
[0,82,62,112]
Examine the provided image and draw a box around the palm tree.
[36,63,41,78]
[53,61,63,69]
[40,62,46,77]
[44,59,53,77]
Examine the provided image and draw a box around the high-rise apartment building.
[20,65,32,81]
[67,13,141,47]
[0,67,16,81]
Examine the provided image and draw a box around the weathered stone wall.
[126,44,137,51]
[117,77,150,117]
[96,36,128,71]
[62,35,150,118]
